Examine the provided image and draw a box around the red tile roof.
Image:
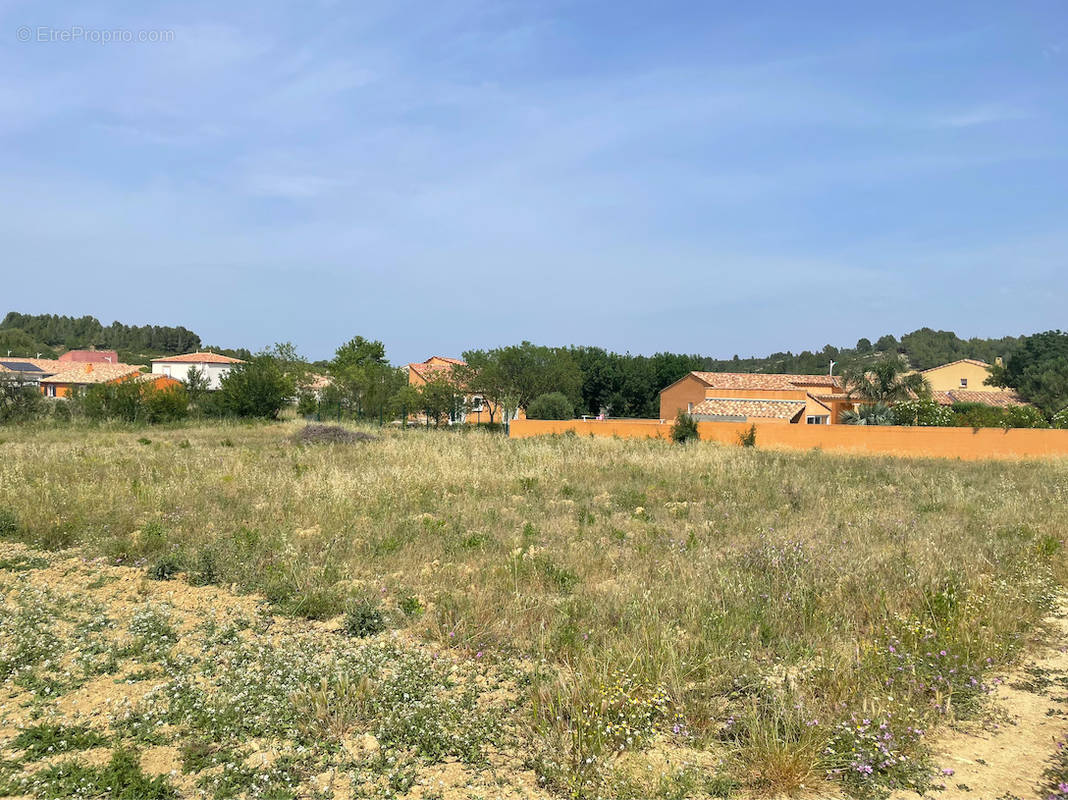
[691,397,806,420]
[151,352,245,364]
[689,372,841,391]
[40,363,144,385]
[932,389,1028,408]
[408,357,466,381]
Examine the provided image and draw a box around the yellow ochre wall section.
[922,362,995,392]
[659,374,709,419]
[508,419,1068,460]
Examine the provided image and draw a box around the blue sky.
[2,1,1065,363]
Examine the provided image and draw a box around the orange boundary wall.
[508,419,1068,460]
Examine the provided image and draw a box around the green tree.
[329,336,400,420]
[461,342,581,422]
[0,376,45,423]
[874,335,898,354]
[217,347,296,419]
[419,372,462,426]
[454,352,507,424]
[987,330,1068,415]
[842,357,930,404]
[389,384,423,424]
[183,366,210,416]
[0,328,57,359]
[526,392,574,420]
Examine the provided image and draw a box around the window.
[162,365,171,377]
[471,395,484,412]
[960,377,967,388]
[687,402,694,413]
[806,415,829,425]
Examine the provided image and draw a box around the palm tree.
[842,357,931,404]
[840,402,895,425]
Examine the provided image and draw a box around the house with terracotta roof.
[0,357,65,387]
[918,359,1026,408]
[36,362,179,398]
[660,372,851,424]
[406,356,523,424]
[151,352,245,390]
[407,356,466,387]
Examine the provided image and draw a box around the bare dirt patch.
[893,603,1068,800]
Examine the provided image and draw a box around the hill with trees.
[1,312,204,364]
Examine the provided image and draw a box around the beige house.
[919,359,1026,408]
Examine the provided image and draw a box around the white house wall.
[151,361,233,390]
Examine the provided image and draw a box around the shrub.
[891,399,953,427]
[147,556,180,581]
[527,392,575,420]
[1054,407,1068,429]
[296,391,318,417]
[186,548,220,586]
[0,377,45,423]
[1004,404,1050,429]
[738,424,757,447]
[142,384,189,423]
[951,402,1050,429]
[0,509,17,538]
[344,597,387,638]
[670,412,699,443]
[400,595,425,619]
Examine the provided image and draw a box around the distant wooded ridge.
[0,312,248,364]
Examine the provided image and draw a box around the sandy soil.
[892,604,1068,800]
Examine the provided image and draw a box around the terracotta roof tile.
[692,397,806,420]
[151,352,245,364]
[932,389,1028,408]
[689,372,842,391]
[40,363,144,385]
[408,360,464,381]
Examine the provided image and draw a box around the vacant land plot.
[1,423,1067,799]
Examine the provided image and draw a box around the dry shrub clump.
[0,421,1066,797]
[291,423,377,444]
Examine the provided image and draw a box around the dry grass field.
[1,421,1067,799]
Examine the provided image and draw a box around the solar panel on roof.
[0,361,44,372]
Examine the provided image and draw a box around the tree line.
[1,312,202,361]
[2,320,1065,428]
